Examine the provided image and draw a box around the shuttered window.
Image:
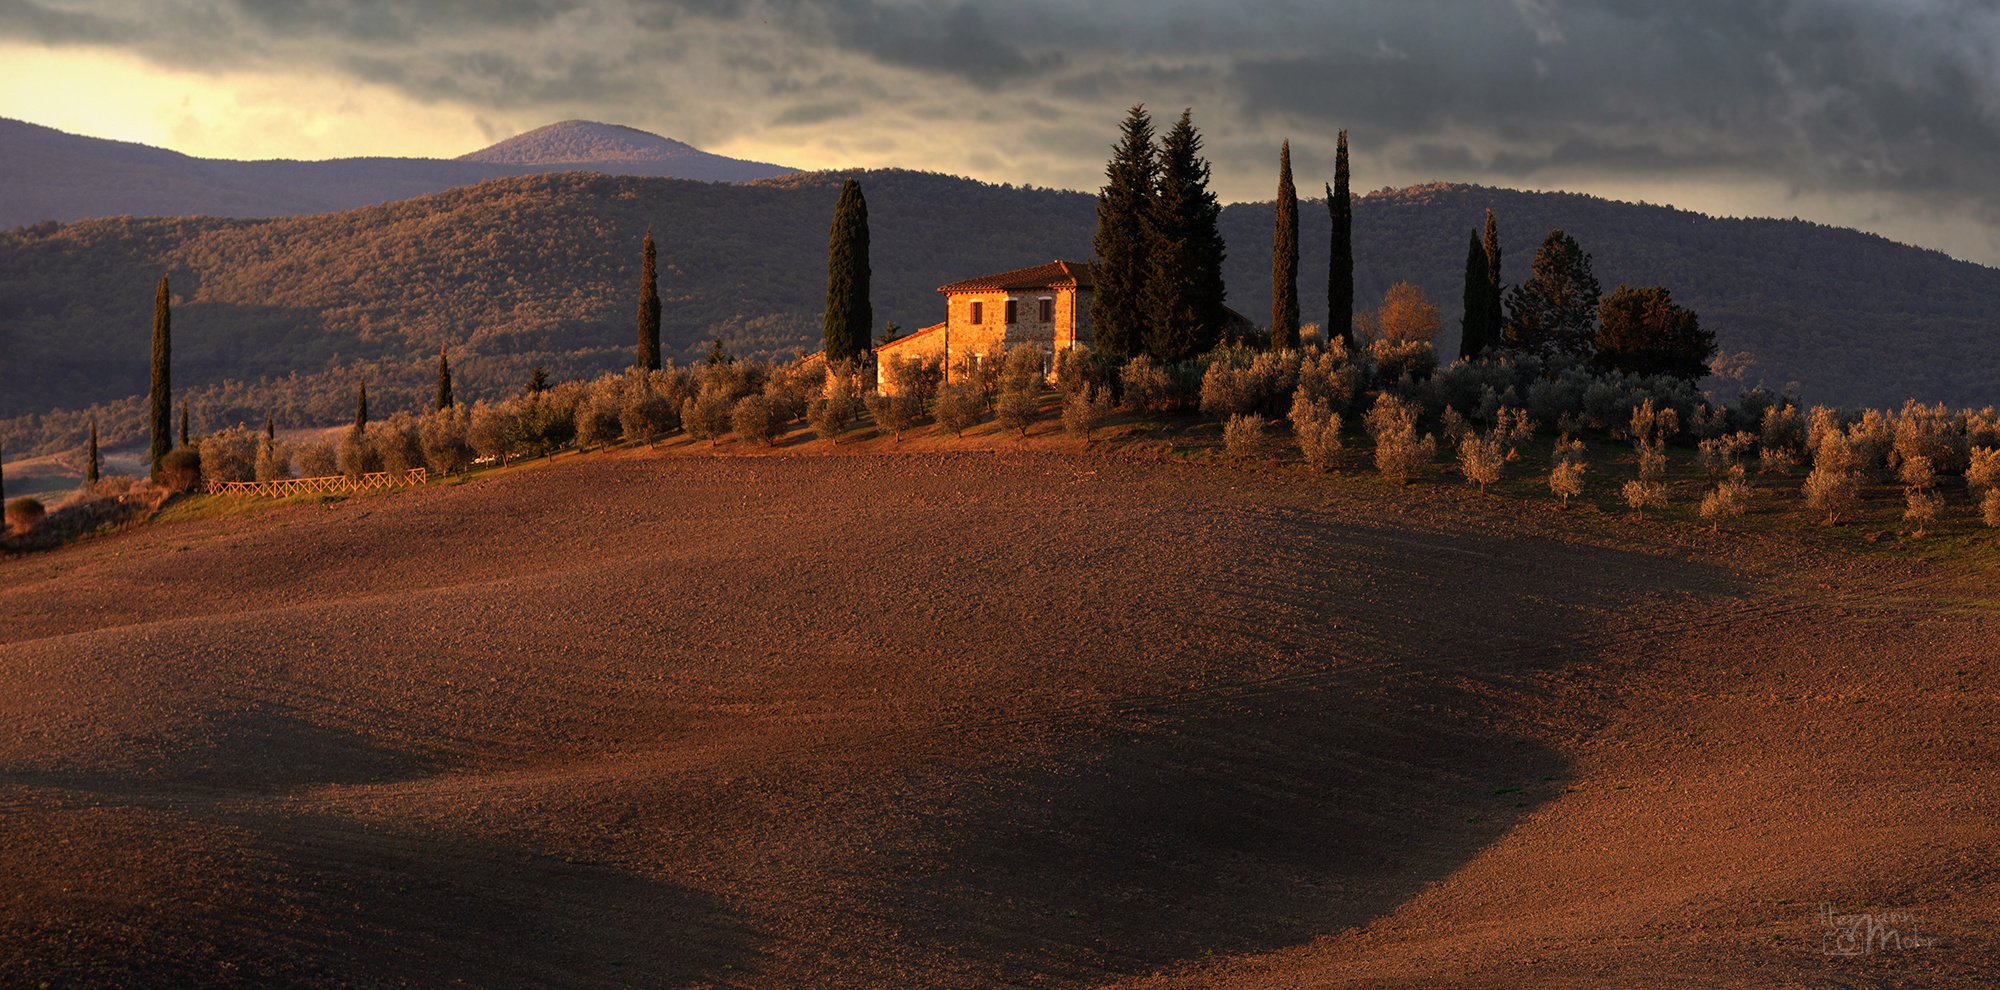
[1038,297,1053,322]
[970,301,982,325]
[1005,299,1018,324]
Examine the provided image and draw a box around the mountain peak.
[457,120,707,165]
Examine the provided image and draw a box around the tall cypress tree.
[1482,209,1504,351]
[636,227,662,371]
[178,403,189,448]
[1088,105,1156,358]
[822,179,872,363]
[1459,230,1490,360]
[1144,109,1227,363]
[436,345,454,411]
[1326,130,1354,352]
[265,414,276,442]
[149,275,172,477]
[355,381,369,429]
[87,420,100,487]
[1271,140,1300,350]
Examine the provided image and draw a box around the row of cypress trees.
[1266,131,1358,354]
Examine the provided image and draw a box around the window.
[1005,299,1018,324]
[970,300,982,325]
[1038,297,1053,322]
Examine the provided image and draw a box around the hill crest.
[458,120,711,165]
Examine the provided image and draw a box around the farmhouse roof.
[873,321,946,353]
[937,260,1093,293]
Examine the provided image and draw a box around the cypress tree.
[1326,130,1353,352]
[355,381,369,430]
[1504,229,1602,359]
[1459,230,1490,360]
[1088,104,1156,358]
[149,275,172,477]
[87,420,100,487]
[636,227,662,371]
[179,403,189,448]
[822,178,872,363]
[1271,140,1300,350]
[1482,208,1504,341]
[436,346,454,411]
[1143,109,1227,363]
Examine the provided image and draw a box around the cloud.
[8,0,2000,261]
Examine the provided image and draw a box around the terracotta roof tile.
[937,260,1093,293]
[873,322,947,353]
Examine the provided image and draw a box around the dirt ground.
[0,446,1994,988]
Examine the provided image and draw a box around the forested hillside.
[5,169,1999,456]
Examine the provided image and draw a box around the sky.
[7,0,2000,265]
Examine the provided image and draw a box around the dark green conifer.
[1326,131,1354,352]
[822,179,872,363]
[87,420,100,487]
[636,227,662,371]
[1271,140,1300,350]
[1088,105,1157,357]
[179,403,189,448]
[149,275,172,478]
[1482,209,1504,343]
[1143,109,1227,363]
[1459,230,1490,359]
[354,381,369,430]
[436,346,454,411]
[1505,229,1602,359]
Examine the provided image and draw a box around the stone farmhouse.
[873,260,1093,393]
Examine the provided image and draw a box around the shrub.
[1984,488,2000,527]
[5,497,46,532]
[370,414,424,474]
[298,437,339,477]
[883,354,944,407]
[1802,466,1859,525]
[1371,339,1437,385]
[1199,360,1250,417]
[1892,399,1969,476]
[1700,478,1751,531]
[336,427,379,479]
[1898,454,1935,492]
[1001,344,1046,394]
[731,393,782,446]
[1549,459,1586,506]
[1621,479,1668,513]
[507,399,577,458]
[1761,403,1807,466]
[1375,426,1435,482]
[1906,488,1944,536]
[862,390,922,439]
[1291,390,1343,473]
[681,386,735,445]
[952,347,1005,409]
[159,446,202,493]
[1296,347,1357,410]
[1120,355,1170,413]
[1969,447,2000,494]
[934,385,983,437]
[1053,348,1107,401]
[197,427,258,486]
[621,388,678,443]
[467,401,517,465]
[254,437,294,481]
[1365,392,1418,443]
[808,372,860,443]
[995,389,1040,438]
[1637,440,1668,481]
[1459,433,1506,492]
[1224,413,1265,457]
[1496,407,1535,446]
[1061,386,1114,440]
[1438,406,1473,448]
[419,407,474,475]
[575,390,624,448]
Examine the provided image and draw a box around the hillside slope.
[5,171,1999,447]
[1,449,1992,987]
[0,117,796,231]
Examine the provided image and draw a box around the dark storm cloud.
[11,0,2000,215]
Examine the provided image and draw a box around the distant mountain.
[4,170,1998,457]
[0,117,797,230]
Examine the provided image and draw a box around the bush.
[1969,447,2000,494]
[1001,344,1046,394]
[1375,426,1435,482]
[298,437,339,477]
[1700,478,1751,531]
[1061,386,1113,440]
[254,437,294,481]
[995,389,1040,437]
[1371,339,1436,385]
[882,354,944,407]
[507,399,577,457]
[621,388,678,443]
[934,385,983,437]
[1549,460,1586,507]
[1637,440,1668,481]
[370,414,424,474]
[575,390,624,448]
[197,427,258,486]
[1120,355,1170,413]
[5,497,46,532]
[1621,479,1668,513]
[1898,454,1936,492]
[159,446,202,493]
[1290,390,1343,473]
[1365,392,1418,442]
[1906,488,1944,536]
[731,393,782,446]
[1984,488,2000,527]
[1459,433,1506,492]
[1224,413,1264,457]
[808,371,860,444]
[1802,466,1859,525]
[680,386,735,445]
[419,407,474,476]
[1296,346,1357,411]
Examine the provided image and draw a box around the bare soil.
[1,446,1994,988]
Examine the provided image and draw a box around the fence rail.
[209,469,427,498]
